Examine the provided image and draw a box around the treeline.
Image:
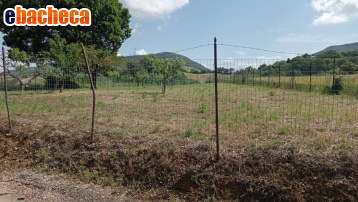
[232,50,358,77]
[205,50,358,96]
[3,33,198,93]
[113,55,199,93]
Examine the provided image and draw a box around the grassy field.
[184,73,233,84]
[254,73,358,86]
[1,82,357,153]
[1,83,357,200]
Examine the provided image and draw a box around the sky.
[0,0,357,61]
[117,0,358,60]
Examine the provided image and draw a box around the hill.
[314,42,358,55]
[126,52,210,73]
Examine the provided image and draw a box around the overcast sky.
[117,0,358,60]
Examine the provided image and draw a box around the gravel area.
[0,170,129,202]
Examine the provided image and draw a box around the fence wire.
[0,55,357,157]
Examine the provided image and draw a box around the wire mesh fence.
[198,59,358,156]
[1,54,358,157]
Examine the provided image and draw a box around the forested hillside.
[314,42,358,55]
[126,52,210,73]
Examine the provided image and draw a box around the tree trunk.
[60,80,64,93]
[162,81,166,94]
[54,79,60,90]
[60,73,65,93]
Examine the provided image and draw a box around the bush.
[197,102,207,113]
[268,91,276,96]
[331,77,344,95]
[322,76,344,95]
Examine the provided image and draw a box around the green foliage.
[0,0,131,54]
[322,76,344,95]
[314,42,358,55]
[279,126,288,135]
[184,127,194,137]
[152,93,158,102]
[197,103,207,113]
[331,77,344,95]
[269,91,276,96]
[153,125,161,133]
[7,48,48,91]
[127,52,209,73]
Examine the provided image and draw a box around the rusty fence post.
[2,47,12,131]
[214,38,220,161]
[81,44,96,143]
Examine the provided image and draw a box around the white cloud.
[157,26,162,31]
[235,51,247,56]
[132,23,142,34]
[117,53,121,57]
[120,0,189,20]
[257,56,267,60]
[277,34,330,43]
[135,49,148,55]
[311,0,358,25]
[256,56,282,60]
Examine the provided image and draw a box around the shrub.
[331,77,343,95]
[322,76,344,95]
[197,102,207,113]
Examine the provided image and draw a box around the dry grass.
[184,73,231,84]
[1,83,357,157]
[255,73,358,86]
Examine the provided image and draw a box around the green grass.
[1,82,357,153]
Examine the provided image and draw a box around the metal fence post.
[2,47,12,131]
[214,38,220,161]
[252,69,255,85]
[309,62,312,91]
[260,68,262,85]
[332,57,336,86]
[279,65,281,88]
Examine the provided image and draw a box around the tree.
[137,69,150,87]
[6,48,48,91]
[154,58,185,93]
[0,0,131,54]
[83,46,124,89]
[169,58,185,85]
[139,55,158,74]
[45,32,82,92]
[126,60,149,87]
[317,50,343,59]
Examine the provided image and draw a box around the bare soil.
[1,120,357,201]
[0,170,128,202]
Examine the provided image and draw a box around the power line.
[135,43,303,57]
[171,44,213,54]
[217,43,302,56]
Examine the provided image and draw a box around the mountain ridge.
[314,42,358,55]
[125,52,210,73]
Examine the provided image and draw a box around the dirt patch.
[0,121,357,201]
[0,170,129,202]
